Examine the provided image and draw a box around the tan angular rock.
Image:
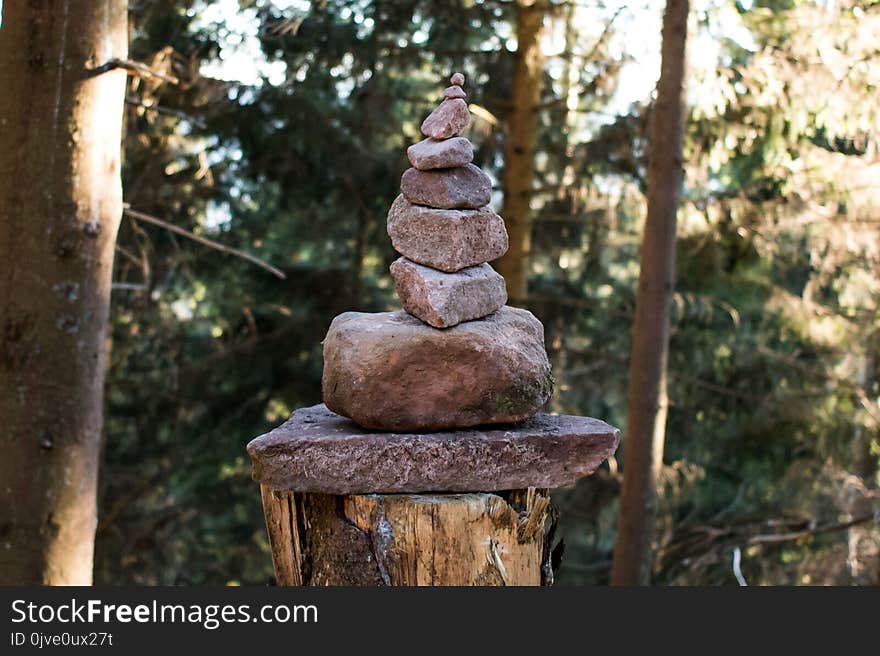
[387,195,508,272]
[390,258,506,328]
[400,164,491,210]
[321,306,554,431]
[407,137,473,171]
[420,98,471,139]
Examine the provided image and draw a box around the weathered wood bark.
[848,350,879,585]
[611,0,689,586]
[495,0,547,302]
[0,0,128,584]
[261,486,554,586]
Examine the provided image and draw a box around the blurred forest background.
[4,0,878,585]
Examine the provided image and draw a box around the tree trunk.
[611,0,689,586]
[261,487,554,586]
[848,349,879,585]
[0,0,128,585]
[496,0,546,302]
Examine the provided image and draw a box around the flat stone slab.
[401,164,492,209]
[322,306,553,431]
[387,195,508,272]
[247,404,621,494]
[391,257,506,328]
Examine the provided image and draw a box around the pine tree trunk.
[496,0,546,302]
[0,0,128,585]
[611,0,689,586]
[848,350,879,585]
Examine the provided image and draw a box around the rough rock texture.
[400,164,492,209]
[390,258,506,328]
[248,404,620,494]
[321,307,554,431]
[387,194,508,272]
[407,137,473,171]
[443,85,466,99]
[450,72,465,86]
[420,98,471,139]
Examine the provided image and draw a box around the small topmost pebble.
[450,72,465,86]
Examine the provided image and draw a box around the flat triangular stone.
[407,137,473,171]
[444,85,466,99]
[401,163,491,209]
[420,98,471,139]
[387,195,508,272]
[391,257,506,328]
[247,404,620,494]
[320,306,553,432]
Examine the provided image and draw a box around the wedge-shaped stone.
[420,98,471,139]
[391,258,506,328]
[407,137,473,171]
[444,85,466,99]
[247,404,620,494]
[321,306,554,432]
[387,195,508,272]
[401,164,491,209]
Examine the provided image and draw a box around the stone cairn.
[322,73,554,432]
[246,74,620,586]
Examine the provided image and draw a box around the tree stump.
[248,404,619,586]
[260,487,553,586]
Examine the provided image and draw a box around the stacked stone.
[388,73,507,329]
[321,73,554,432]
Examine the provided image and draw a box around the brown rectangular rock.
[391,257,506,328]
[387,194,508,272]
[400,164,492,209]
[247,404,621,494]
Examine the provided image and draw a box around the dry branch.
[125,96,206,128]
[90,57,179,85]
[123,207,287,280]
[747,511,878,545]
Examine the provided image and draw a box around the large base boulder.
[322,306,554,431]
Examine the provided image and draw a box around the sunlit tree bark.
[496,0,547,302]
[0,0,128,584]
[848,348,879,585]
[611,0,689,586]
